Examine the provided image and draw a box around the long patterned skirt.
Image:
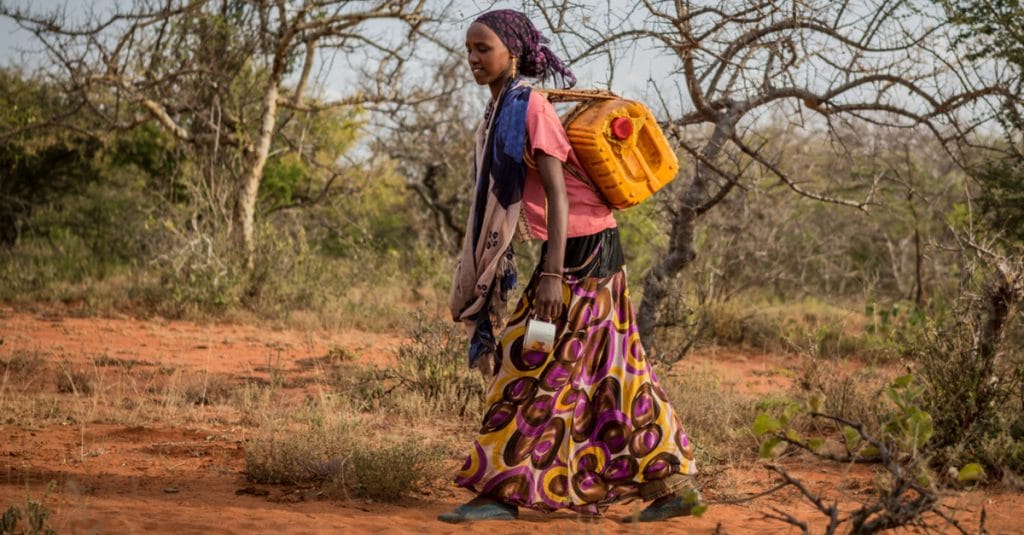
[454,229,697,514]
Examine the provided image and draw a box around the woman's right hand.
[535,275,564,322]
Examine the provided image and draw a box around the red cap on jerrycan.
[609,117,633,140]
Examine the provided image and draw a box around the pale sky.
[2,1,981,130]
[0,0,676,106]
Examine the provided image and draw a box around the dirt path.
[1,307,1020,534]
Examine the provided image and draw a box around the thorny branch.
[753,412,979,535]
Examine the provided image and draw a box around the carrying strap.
[523,134,599,195]
[562,158,598,195]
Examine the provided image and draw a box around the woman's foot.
[437,495,519,523]
[622,489,701,523]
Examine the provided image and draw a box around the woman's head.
[465,9,576,89]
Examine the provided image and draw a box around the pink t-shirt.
[523,91,616,240]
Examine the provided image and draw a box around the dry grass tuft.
[657,297,898,363]
[181,372,234,406]
[327,316,485,427]
[791,357,891,436]
[660,362,758,466]
[55,363,94,395]
[243,393,451,501]
[2,349,47,378]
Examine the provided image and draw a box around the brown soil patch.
[1,306,1020,534]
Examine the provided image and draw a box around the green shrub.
[0,232,125,304]
[910,317,1024,476]
[697,301,791,352]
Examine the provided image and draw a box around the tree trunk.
[979,257,1023,360]
[636,203,699,352]
[234,83,279,269]
[638,120,734,356]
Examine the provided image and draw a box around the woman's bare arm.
[534,152,568,321]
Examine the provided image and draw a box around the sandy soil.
[1,306,1020,534]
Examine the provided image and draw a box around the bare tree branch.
[534,0,1016,353]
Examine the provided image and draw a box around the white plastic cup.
[523,318,556,353]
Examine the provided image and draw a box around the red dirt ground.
[1,306,1021,534]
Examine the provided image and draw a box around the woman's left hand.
[535,275,563,322]
[534,152,566,323]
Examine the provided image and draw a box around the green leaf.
[759,437,783,458]
[908,411,934,449]
[807,437,825,452]
[843,426,861,452]
[781,402,802,426]
[682,488,701,505]
[893,374,913,388]
[753,413,782,436]
[859,446,881,459]
[689,504,708,517]
[785,429,802,443]
[958,463,986,483]
[885,387,903,409]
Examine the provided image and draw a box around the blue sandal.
[622,491,701,523]
[437,501,519,523]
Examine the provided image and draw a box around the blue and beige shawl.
[449,78,533,369]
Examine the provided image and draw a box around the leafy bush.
[909,317,1024,476]
[142,228,244,317]
[697,301,792,352]
[748,376,983,533]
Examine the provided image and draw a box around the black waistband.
[539,227,624,279]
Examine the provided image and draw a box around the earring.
[510,56,518,78]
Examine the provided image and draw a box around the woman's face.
[466,22,512,87]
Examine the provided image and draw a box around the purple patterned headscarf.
[474,9,576,88]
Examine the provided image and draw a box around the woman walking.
[442,9,698,523]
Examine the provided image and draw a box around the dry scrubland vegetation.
[1,0,1024,532]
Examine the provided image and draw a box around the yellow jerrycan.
[541,89,679,209]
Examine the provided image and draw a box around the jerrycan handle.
[534,88,619,103]
[628,143,661,192]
